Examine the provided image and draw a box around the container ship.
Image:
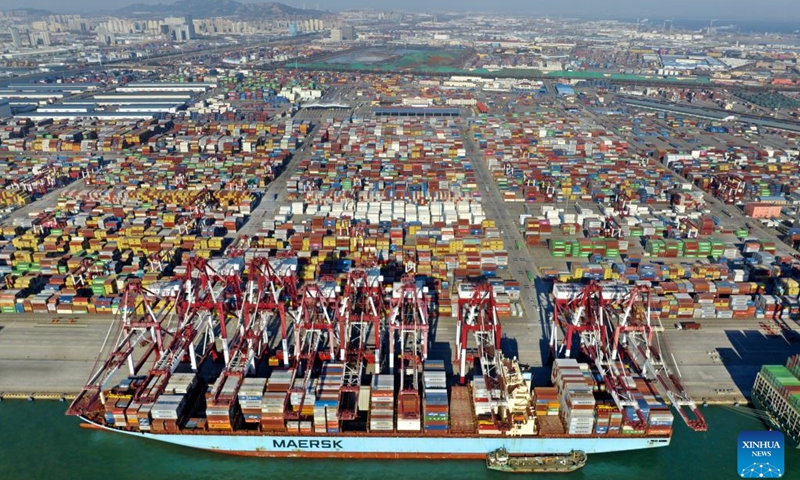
[751,355,800,447]
[68,258,705,458]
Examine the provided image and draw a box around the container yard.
[0,67,798,461]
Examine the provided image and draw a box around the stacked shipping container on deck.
[369,374,395,432]
[422,360,449,432]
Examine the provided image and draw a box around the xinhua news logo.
[738,431,785,478]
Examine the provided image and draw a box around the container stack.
[473,375,503,435]
[369,374,395,432]
[533,387,559,416]
[106,397,130,427]
[472,375,491,416]
[239,378,267,424]
[290,377,317,417]
[787,355,800,379]
[552,359,596,435]
[422,360,448,432]
[151,394,186,432]
[594,404,622,435]
[260,390,287,431]
[647,408,674,435]
[164,373,197,395]
[397,392,421,431]
[316,362,343,433]
[562,390,595,435]
[760,365,800,395]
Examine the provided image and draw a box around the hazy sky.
[5,0,800,22]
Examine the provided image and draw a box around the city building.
[10,27,21,49]
[330,25,356,42]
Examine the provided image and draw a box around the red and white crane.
[609,284,708,431]
[198,254,299,414]
[387,275,429,424]
[613,190,632,218]
[9,166,59,195]
[334,267,384,420]
[455,281,513,432]
[551,281,707,432]
[182,256,244,366]
[67,278,183,415]
[243,255,298,367]
[283,276,339,421]
[456,281,502,385]
[710,174,746,204]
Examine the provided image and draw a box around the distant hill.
[115,0,327,19]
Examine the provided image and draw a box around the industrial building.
[555,84,575,97]
[374,107,460,117]
[14,111,170,120]
[116,82,216,93]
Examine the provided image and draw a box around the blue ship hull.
[83,418,671,458]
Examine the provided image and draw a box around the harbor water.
[0,402,797,480]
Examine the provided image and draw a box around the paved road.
[1,177,88,227]
[459,119,551,368]
[0,315,116,394]
[661,318,800,403]
[234,122,325,239]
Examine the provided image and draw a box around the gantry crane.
[67,279,182,415]
[550,281,707,432]
[9,166,59,195]
[69,257,102,288]
[551,282,649,429]
[613,190,632,218]
[539,179,557,200]
[244,255,298,367]
[455,281,511,432]
[31,211,68,235]
[387,275,429,426]
[602,216,622,239]
[284,276,339,421]
[334,267,384,420]
[125,257,242,406]
[182,256,245,366]
[608,284,708,431]
[456,282,502,385]
[710,174,745,204]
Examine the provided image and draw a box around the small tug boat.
[486,447,587,473]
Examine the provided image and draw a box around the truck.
[675,322,701,331]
